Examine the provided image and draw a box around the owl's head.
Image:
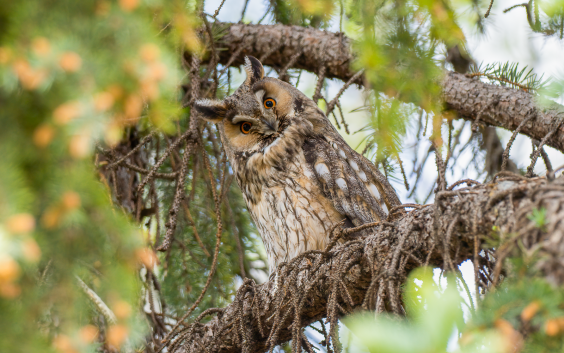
[193,56,325,158]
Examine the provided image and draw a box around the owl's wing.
[303,136,401,226]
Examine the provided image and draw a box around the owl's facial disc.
[193,56,303,156]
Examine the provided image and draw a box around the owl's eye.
[240,122,252,134]
[264,98,276,109]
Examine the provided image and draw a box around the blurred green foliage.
[528,207,548,231]
[346,267,564,353]
[271,0,336,27]
[0,0,192,351]
[345,0,464,169]
[504,0,564,37]
[0,0,265,351]
[469,275,564,353]
[346,268,508,353]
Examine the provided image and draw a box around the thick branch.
[201,22,564,152]
[179,175,564,352]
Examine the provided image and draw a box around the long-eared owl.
[194,56,401,273]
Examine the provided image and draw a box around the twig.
[217,46,246,80]
[434,142,447,192]
[471,96,499,132]
[136,129,196,194]
[484,0,495,18]
[240,1,250,20]
[157,141,196,251]
[159,145,224,352]
[212,0,227,19]
[336,100,349,134]
[182,202,211,257]
[501,112,535,171]
[526,118,563,177]
[312,66,326,104]
[107,132,154,170]
[447,179,481,190]
[387,204,420,220]
[326,70,364,115]
[76,276,117,324]
[547,164,564,181]
[278,50,303,81]
[116,161,178,180]
[396,154,410,191]
[258,43,283,63]
[226,200,247,278]
[466,72,533,92]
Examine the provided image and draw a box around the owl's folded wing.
[303,137,400,226]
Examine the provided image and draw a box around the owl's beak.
[261,117,278,134]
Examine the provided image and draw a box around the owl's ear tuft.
[244,56,265,86]
[193,99,227,123]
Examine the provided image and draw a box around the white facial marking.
[349,160,359,171]
[335,178,347,191]
[255,89,265,103]
[264,137,281,155]
[368,184,380,199]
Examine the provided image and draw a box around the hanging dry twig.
[278,49,303,81]
[325,70,364,116]
[484,0,495,17]
[136,129,196,195]
[501,112,536,171]
[106,132,155,170]
[526,117,564,177]
[312,65,326,104]
[157,141,196,251]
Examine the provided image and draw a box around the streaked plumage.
[194,57,401,272]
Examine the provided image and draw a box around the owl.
[194,56,401,273]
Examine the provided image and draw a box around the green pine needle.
[468,61,550,93]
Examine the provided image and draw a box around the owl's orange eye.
[240,122,252,134]
[264,98,276,109]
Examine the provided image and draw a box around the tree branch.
[177,175,564,352]
[199,22,564,152]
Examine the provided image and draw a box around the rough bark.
[177,174,564,352]
[443,72,564,153]
[199,22,564,153]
